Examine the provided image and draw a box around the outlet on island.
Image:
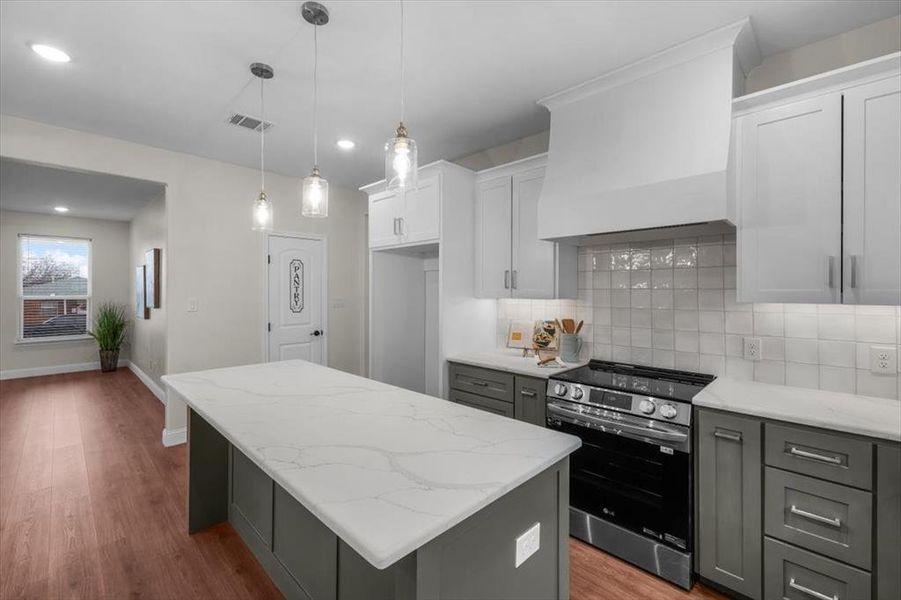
[515,522,540,568]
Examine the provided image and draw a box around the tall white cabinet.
[363,161,496,398]
[735,55,901,305]
[475,155,578,299]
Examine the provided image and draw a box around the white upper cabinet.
[735,56,901,305]
[368,176,440,249]
[476,176,513,297]
[843,76,901,305]
[475,156,577,299]
[738,93,842,304]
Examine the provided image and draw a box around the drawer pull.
[789,446,842,465]
[790,505,842,528]
[471,380,489,387]
[520,390,537,398]
[789,577,838,600]
[714,430,742,442]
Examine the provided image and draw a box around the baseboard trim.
[0,358,130,380]
[128,362,166,405]
[162,427,187,447]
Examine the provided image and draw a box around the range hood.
[537,19,760,243]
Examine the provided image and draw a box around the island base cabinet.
[188,409,571,600]
[696,409,762,600]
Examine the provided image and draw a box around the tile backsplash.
[496,235,901,400]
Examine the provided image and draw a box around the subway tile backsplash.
[496,235,901,400]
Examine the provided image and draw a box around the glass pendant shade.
[385,123,417,192]
[301,167,328,218]
[252,191,273,231]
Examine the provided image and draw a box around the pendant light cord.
[260,76,266,191]
[313,24,319,169]
[400,0,405,124]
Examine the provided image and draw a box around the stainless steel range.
[545,360,715,590]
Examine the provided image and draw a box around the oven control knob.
[553,383,568,397]
[570,387,584,400]
[638,399,656,415]
[659,403,678,419]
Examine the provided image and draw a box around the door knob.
[310,330,323,337]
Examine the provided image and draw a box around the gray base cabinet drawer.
[449,363,514,402]
[450,389,515,418]
[514,375,546,427]
[765,423,872,490]
[765,467,872,570]
[765,537,871,600]
[231,447,274,545]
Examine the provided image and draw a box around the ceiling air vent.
[227,112,273,132]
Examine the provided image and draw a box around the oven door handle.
[547,403,688,443]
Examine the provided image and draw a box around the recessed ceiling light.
[53,206,69,213]
[31,44,71,63]
[337,139,356,150]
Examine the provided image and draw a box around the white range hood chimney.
[537,19,760,242]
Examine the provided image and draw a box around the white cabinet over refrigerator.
[362,161,496,398]
[475,154,578,299]
[734,54,901,305]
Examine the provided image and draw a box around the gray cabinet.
[231,448,274,546]
[697,410,762,599]
[765,537,871,600]
[514,375,546,427]
[448,362,549,426]
[876,444,901,600]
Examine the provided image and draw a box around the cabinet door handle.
[788,446,842,465]
[398,217,405,236]
[849,255,858,289]
[789,578,839,600]
[825,256,836,289]
[512,270,518,289]
[520,390,537,398]
[393,217,398,235]
[504,270,510,289]
[790,505,842,528]
[471,380,489,387]
[713,430,741,442]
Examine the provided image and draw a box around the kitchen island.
[162,360,580,600]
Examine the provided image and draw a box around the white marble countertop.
[162,360,580,569]
[447,349,586,379]
[694,377,901,442]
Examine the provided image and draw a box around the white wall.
[0,209,131,375]
[129,192,167,388]
[0,115,368,436]
[453,131,549,172]
[745,16,901,93]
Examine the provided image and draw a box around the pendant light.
[251,62,274,231]
[384,0,417,192]
[301,2,329,218]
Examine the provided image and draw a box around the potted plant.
[89,302,128,372]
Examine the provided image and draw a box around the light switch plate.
[869,346,897,374]
[187,297,198,312]
[515,522,540,568]
[743,337,761,361]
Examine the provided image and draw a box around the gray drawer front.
[765,537,871,600]
[449,363,514,402]
[514,375,547,427]
[450,389,515,418]
[765,423,872,490]
[765,467,872,570]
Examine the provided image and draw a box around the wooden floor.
[0,370,726,600]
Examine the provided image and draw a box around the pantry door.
[267,234,327,364]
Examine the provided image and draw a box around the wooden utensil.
[562,318,575,334]
[538,356,558,365]
[554,319,564,333]
[575,320,584,334]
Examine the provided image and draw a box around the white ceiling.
[0,158,165,221]
[1,1,898,189]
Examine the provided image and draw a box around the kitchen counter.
[447,349,586,379]
[693,377,901,442]
[163,360,580,579]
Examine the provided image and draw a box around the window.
[18,235,91,340]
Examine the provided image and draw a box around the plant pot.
[99,350,119,373]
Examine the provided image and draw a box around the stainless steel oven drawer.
[448,363,515,402]
[765,423,872,490]
[764,537,871,600]
[764,467,872,570]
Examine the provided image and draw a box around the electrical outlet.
[187,297,198,312]
[869,346,897,375]
[515,522,540,568]
[743,337,761,361]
